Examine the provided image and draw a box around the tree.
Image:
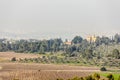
[112,49,120,59]
[40,45,45,54]
[114,34,120,43]
[101,36,111,45]
[51,38,62,52]
[95,36,111,46]
[84,49,93,59]
[72,36,83,44]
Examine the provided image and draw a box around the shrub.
[80,77,84,80]
[85,75,93,80]
[100,67,107,71]
[107,74,114,80]
[72,77,81,80]
[11,57,17,61]
[13,79,19,80]
[92,73,100,80]
[118,76,120,80]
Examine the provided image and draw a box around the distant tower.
[86,35,96,43]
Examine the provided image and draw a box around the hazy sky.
[0,0,120,39]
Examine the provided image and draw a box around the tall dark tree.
[112,49,120,59]
[72,36,83,44]
[114,34,120,43]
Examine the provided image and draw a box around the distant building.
[64,41,72,45]
[64,39,72,45]
[86,35,97,43]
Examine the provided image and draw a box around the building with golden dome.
[86,35,97,43]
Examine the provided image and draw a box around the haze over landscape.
[1,1,120,80]
[0,0,120,39]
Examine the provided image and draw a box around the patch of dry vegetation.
[0,63,99,80]
[0,52,40,61]
[1,70,91,80]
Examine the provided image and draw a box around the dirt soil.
[0,63,100,80]
[0,52,40,61]
[0,52,100,80]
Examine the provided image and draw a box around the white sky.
[0,0,120,39]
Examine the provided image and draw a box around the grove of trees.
[1,34,120,67]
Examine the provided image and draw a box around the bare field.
[0,52,100,80]
[0,52,40,61]
[0,63,100,80]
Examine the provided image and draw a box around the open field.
[0,63,100,80]
[0,52,120,80]
[0,52,100,80]
[0,52,40,61]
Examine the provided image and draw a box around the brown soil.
[0,52,40,61]
[0,63,100,80]
[0,52,100,80]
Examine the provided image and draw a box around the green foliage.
[114,34,120,43]
[100,67,107,71]
[40,45,45,54]
[68,76,81,80]
[57,73,105,80]
[92,73,100,80]
[72,36,83,44]
[1,34,120,67]
[107,74,114,80]
[112,49,120,59]
[100,73,120,80]
[84,75,93,80]
[118,76,120,80]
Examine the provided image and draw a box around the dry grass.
[1,70,92,80]
[0,52,100,80]
[0,63,100,80]
[0,52,40,61]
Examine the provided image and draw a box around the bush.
[11,57,17,61]
[107,74,114,80]
[85,75,93,80]
[100,67,107,71]
[92,73,100,80]
[118,76,120,80]
[67,76,82,80]
[13,79,19,80]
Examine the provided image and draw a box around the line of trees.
[0,34,120,59]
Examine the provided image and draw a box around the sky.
[0,0,120,40]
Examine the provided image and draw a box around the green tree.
[84,49,93,59]
[40,45,45,54]
[114,34,120,43]
[112,49,120,59]
[72,36,83,44]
